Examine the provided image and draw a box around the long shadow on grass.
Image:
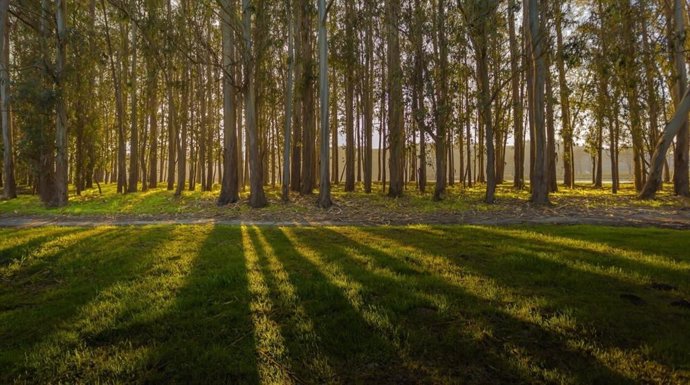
[357,226,683,382]
[262,226,426,384]
[0,226,175,382]
[291,226,534,384]
[246,226,340,383]
[0,227,82,267]
[319,227,644,384]
[84,225,259,384]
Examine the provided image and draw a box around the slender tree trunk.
[218,0,240,205]
[0,0,15,199]
[555,0,573,188]
[671,0,689,196]
[386,0,404,197]
[317,0,332,208]
[300,0,314,195]
[281,0,295,202]
[53,0,69,207]
[148,68,159,188]
[545,48,557,193]
[244,0,267,208]
[128,6,138,193]
[433,0,448,201]
[175,64,189,197]
[527,0,548,204]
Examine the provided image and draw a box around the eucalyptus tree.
[462,0,499,203]
[526,0,548,204]
[128,0,139,193]
[0,0,15,199]
[317,0,332,208]
[386,0,404,198]
[281,0,295,202]
[243,0,267,208]
[640,0,690,199]
[53,0,68,206]
[218,0,240,205]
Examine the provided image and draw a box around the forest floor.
[1,224,689,384]
[1,182,689,228]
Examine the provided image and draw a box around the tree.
[0,0,15,199]
[670,0,689,196]
[527,0,548,204]
[281,0,295,202]
[386,0,404,197]
[317,0,332,208]
[128,0,139,193]
[243,0,267,208]
[53,0,68,207]
[218,0,240,205]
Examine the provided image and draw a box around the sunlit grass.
[1,225,688,384]
[1,181,684,218]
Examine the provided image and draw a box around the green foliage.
[0,225,688,384]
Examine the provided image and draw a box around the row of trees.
[1,0,689,208]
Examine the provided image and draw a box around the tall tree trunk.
[300,0,314,195]
[671,0,689,196]
[175,64,189,197]
[344,0,356,192]
[555,0,573,188]
[0,0,15,199]
[282,0,295,202]
[128,5,139,193]
[317,0,332,208]
[545,47,557,193]
[165,0,176,191]
[433,0,448,201]
[148,68,159,188]
[218,0,240,205]
[53,0,68,207]
[244,0,267,208]
[386,0,404,197]
[363,2,374,194]
[527,0,548,204]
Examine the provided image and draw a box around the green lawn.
[1,225,689,384]
[0,182,684,218]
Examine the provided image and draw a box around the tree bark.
[386,0,404,197]
[527,0,548,204]
[53,0,68,207]
[218,0,240,205]
[317,0,331,208]
[243,0,267,208]
[0,0,15,199]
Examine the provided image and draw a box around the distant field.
[1,225,688,384]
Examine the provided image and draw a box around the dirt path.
[2,208,689,229]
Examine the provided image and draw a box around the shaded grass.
[0,225,688,384]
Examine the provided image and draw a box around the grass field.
[1,225,688,384]
[0,182,684,218]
